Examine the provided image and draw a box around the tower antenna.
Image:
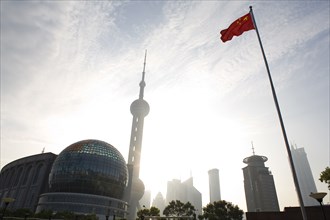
[251,141,255,155]
[139,50,147,99]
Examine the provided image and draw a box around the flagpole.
[249,6,308,220]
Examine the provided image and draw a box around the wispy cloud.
[1,0,329,210]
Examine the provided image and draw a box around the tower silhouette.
[208,168,221,203]
[291,145,318,206]
[125,51,150,220]
[243,145,279,212]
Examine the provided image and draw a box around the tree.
[137,206,160,219]
[200,200,243,220]
[319,167,330,190]
[149,206,161,216]
[163,200,196,217]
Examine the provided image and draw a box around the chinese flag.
[220,13,255,43]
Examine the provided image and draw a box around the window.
[32,164,43,184]
[22,166,32,185]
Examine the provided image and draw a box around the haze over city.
[1,1,329,212]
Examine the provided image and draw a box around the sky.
[1,0,329,212]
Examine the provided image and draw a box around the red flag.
[220,13,255,43]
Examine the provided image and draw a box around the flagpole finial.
[249,6,253,12]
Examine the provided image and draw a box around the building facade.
[0,153,56,212]
[208,168,221,203]
[291,146,318,206]
[243,154,280,212]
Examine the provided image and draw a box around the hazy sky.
[1,1,329,212]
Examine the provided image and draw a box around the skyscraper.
[243,153,280,212]
[152,192,166,216]
[125,51,150,220]
[208,168,221,203]
[140,190,151,209]
[291,145,318,206]
[166,178,202,216]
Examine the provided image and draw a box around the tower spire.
[251,141,255,155]
[139,50,147,99]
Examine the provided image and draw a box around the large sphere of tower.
[130,99,150,116]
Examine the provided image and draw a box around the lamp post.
[310,192,327,220]
[1,197,15,220]
[106,208,110,220]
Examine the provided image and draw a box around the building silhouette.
[0,140,129,220]
[140,190,151,208]
[0,153,56,211]
[291,145,318,206]
[125,51,150,220]
[208,168,221,203]
[36,140,129,219]
[166,178,202,216]
[152,192,166,216]
[243,152,280,212]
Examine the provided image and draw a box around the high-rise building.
[243,153,280,212]
[208,168,221,203]
[140,190,151,208]
[152,192,166,216]
[166,178,202,216]
[291,145,318,206]
[125,51,150,220]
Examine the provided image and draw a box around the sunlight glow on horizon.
[1,1,329,212]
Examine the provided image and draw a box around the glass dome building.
[36,139,129,219]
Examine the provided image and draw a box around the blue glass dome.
[49,139,128,199]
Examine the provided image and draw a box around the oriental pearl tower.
[125,51,150,220]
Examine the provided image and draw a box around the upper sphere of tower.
[130,99,150,116]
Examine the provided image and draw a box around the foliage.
[137,206,160,219]
[2,209,98,220]
[33,209,54,218]
[319,166,330,190]
[149,206,161,216]
[163,200,196,217]
[137,208,150,219]
[200,200,243,220]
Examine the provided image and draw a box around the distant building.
[152,192,166,216]
[166,178,202,216]
[0,153,56,212]
[291,146,318,206]
[208,168,221,203]
[140,190,151,208]
[243,154,280,212]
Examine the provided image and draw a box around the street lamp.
[310,192,327,220]
[1,197,15,220]
[106,208,110,220]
